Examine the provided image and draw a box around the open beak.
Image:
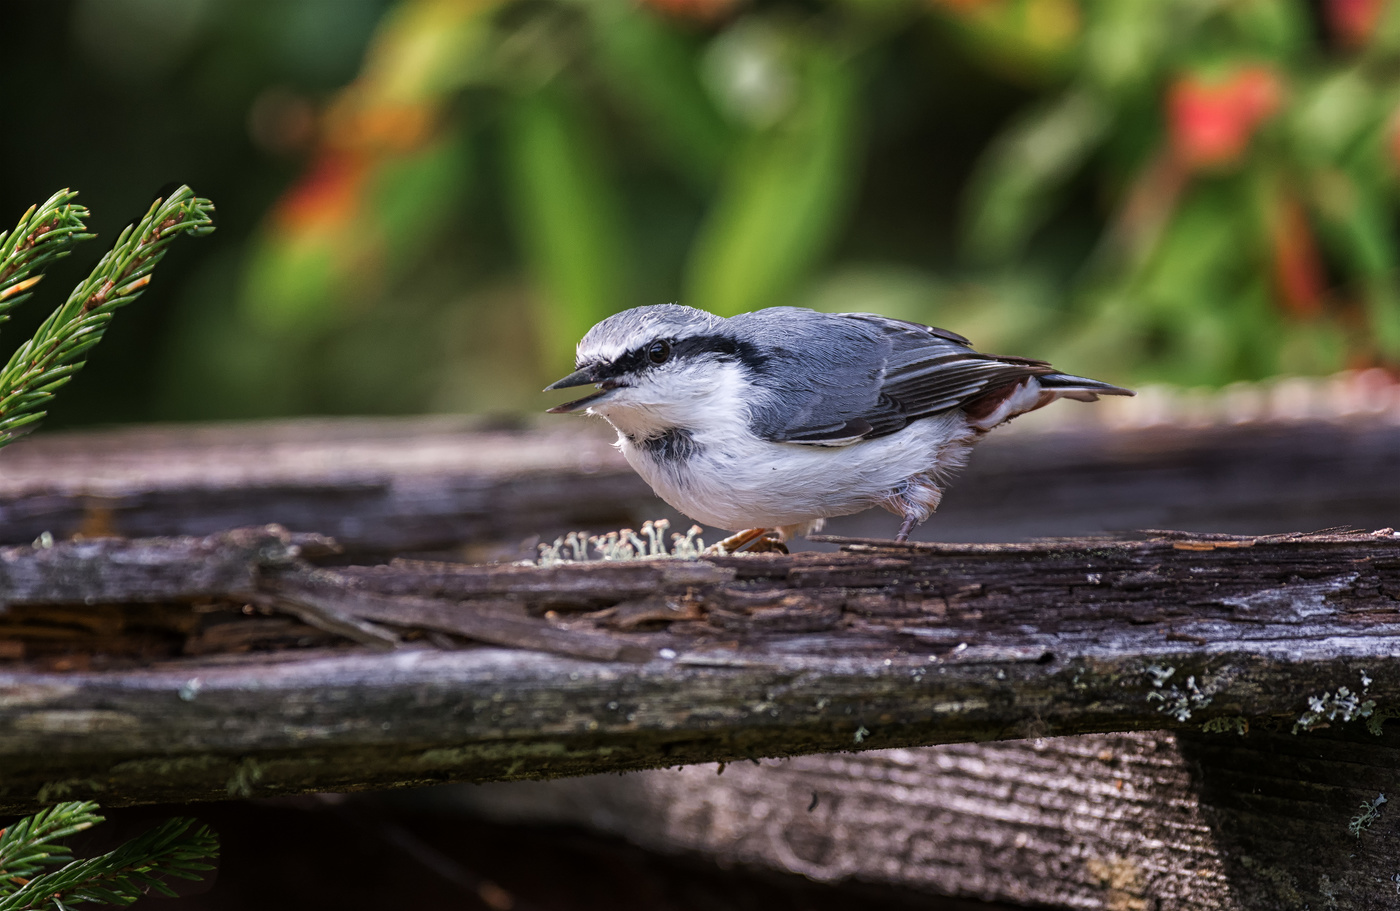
[545,365,624,414]
[544,366,599,391]
[546,388,615,414]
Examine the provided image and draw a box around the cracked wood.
[0,527,1395,815]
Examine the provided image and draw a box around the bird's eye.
[647,339,672,365]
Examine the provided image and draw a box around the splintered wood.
[6,525,1399,907]
[0,526,1397,795]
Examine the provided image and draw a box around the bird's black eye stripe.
[599,348,647,377]
[601,341,668,377]
[594,333,764,379]
[673,334,765,372]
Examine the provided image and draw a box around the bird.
[545,304,1132,551]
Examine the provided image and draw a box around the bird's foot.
[881,478,940,544]
[746,535,789,554]
[705,528,786,555]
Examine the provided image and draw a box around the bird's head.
[545,304,752,437]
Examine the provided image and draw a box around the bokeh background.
[4,0,1400,430]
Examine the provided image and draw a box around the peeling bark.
[0,528,1397,825]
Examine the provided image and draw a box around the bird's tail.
[1037,372,1135,402]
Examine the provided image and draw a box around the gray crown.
[577,304,723,361]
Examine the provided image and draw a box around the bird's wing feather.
[737,311,1056,445]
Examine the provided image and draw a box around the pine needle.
[0,190,93,327]
[0,801,217,910]
[0,186,214,449]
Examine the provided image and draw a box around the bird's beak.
[546,388,615,414]
[544,366,599,391]
[545,364,622,414]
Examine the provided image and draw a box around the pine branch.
[0,191,94,327]
[0,803,103,895]
[0,187,214,448]
[0,816,217,911]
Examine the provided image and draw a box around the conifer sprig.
[0,191,94,326]
[0,803,216,910]
[0,817,216,910]
[0,187,214,448]
[0,802,102,887]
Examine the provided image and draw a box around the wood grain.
[0,529,1397,811]
[444,729,1400,910]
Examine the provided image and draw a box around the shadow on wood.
[5,415,1400,554]
[432,726,1400,910]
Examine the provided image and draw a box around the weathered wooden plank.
[0,418,650,557]
[4,416,1400,555]
[439,728,1400,910]
[0,528,1397,823]
[264,572,657,663]
[0,526,319,605]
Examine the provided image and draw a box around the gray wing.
[735,310,1061,445]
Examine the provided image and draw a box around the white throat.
[587,361,751,442]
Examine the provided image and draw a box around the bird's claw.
[745,536,789,554]
[704,528,786,555]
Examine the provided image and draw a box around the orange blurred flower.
[263,0,493,239]
[1167,64,1283,170]
[273,151,373,232]
[323,90,438,156]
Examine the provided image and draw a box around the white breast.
[591,359,985,533]
[618,409,977,532]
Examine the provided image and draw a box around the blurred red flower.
[1168,64,1283,170]
[273,151,372,232]
[1327,0,1386,49]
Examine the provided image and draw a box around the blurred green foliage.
[4,0,1400,426]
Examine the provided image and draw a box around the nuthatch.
[547,305,1132,549]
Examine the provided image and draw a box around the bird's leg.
[883,476,942,544]
[706,527,774,555]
